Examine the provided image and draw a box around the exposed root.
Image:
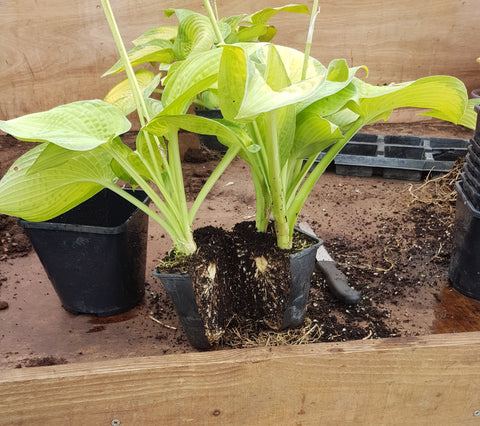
[408,159,463,210]
[219,318,323,349]
[148,315,177,330]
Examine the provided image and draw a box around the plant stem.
[189,145,239,224]
[264,111,290,249]
[203,0,225,44]
[102,144,195,254]
[287,119,364,230]
[166,130,192,237]
[301,0,320,80]
[101,0,150,125]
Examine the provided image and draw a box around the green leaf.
[294,114,342,158]
[236,24,268,42]
[109,136,154,185]
[103,39,175,76]
[0,100,131,151]
[218,45,248,121]
[258,26,277,42]
[145,114,252,150]
[299,82,358,118]
[104,70,161,115]
[161,48,223,114]
[172,12,216,60]
[0,144,117,221]
[454,98,480,130]
[218,45,361,120]
[165,8,196,21]
[133,26,178,46]
[351,76,469,126]
[244,4,310,25]
[135,130,167,176]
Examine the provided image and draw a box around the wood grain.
[1,0,478,125]
[1,332,480,425]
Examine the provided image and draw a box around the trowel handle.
[316,261,361,304]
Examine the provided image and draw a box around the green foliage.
[102,3,310,110]
[151,39,472,249]
[0,0,474,255]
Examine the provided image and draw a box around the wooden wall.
[1,0,478,125]
[2,332,480,424]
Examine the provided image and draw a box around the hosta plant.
[146,0,475,250]
[1,0,474,256]
[0,0,244,256]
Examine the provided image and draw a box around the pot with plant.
[0,1,244,316]
[143,1,476,348]
[0,0,476,346]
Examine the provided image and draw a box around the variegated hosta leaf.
[294,114,342,158]
[350,76,469,126]
[0,100,131,151]
[161,48,223,114]
[457,98,480,130]
[104,70,161,115]
[0,143,117,221]
[145,114,252,150]
[218,45,362,121]
[172,12,215,60]
[133,26,178,46]
[244,4,310,25]
[103,39,175,76]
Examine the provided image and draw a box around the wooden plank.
[1,332,480,425]
[1,0,478,124]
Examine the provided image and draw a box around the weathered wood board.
[1,0,478,125]
[1,332,480,425]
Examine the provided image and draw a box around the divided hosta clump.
[157,222,319,345]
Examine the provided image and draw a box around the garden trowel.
[299,222,360,304]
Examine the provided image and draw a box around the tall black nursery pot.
[153,229,321,350]
[449,104,480,300]
[19,188,149,316]
[449,181,480,301]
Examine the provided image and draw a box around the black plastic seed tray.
[331,133,469,181]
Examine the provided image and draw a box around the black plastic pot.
[153,229,321,349]
[475,104,480,141]
[449,181,480,301]
[194,108,227,152]
[152,271,211,349]
[19,188,149,316]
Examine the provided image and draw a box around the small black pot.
[153,229,321,349]
[152,270,211,349]
[20,188,149,316]
[194,108,227,153]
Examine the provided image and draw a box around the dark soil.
[0,214,32,261]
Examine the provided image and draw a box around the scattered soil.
[1,121,479,368]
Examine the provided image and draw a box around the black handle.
[316,261,361,304]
